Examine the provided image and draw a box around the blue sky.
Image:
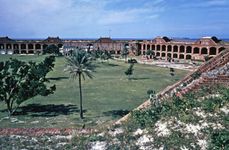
[0,0,229,39]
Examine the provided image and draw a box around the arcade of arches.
[0,37,63,54]
[140,37,229,61]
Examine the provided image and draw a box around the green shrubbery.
[209,129,229,150]
[131,86,229,149]
[0,56,56,116]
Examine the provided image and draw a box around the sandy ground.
[116,57,199,71]
[138,60,198,71]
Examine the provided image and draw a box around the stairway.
[157,49,229,100]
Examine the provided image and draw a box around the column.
[26,44,29,54]
[178,45,180,59]
[207,47,210,55]
[4,43,6,50]
[141,43,144,55]
[216,47,219,55]
[165,45,168,60]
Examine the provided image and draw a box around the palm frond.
[83,70,94,79]
[64,49,95,80]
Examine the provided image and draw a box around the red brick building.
[140,36,229,61]
[0,37,63,54]
[1,36,228,62]
[63,37,133,55]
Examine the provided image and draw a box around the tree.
[147,89,156,99]
[147,89,158,106]
[0,56,56,116]
[43,44,61,56]
[125,63,134,80]
[146,49,155,59]
[64,49,95,119]
[170,68,175,76]
[100,50,112,63]
[90,50,112,63]
[121,46,129,62]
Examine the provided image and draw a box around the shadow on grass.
[131,77,151,80]
[48,77,69,81]
[103,109,130,118]
[1,104,87,117]
[106,63,119,67]
[98,63,119,67]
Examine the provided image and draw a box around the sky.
[0,0,229,39]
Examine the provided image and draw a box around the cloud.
[207,0,228,6]
[0,0,165,37]
[179,0,229,8]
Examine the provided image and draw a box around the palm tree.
[121,46,129,63]
[64,49,95,119]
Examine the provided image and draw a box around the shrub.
[208,129,229,150]
[127,58,137,63]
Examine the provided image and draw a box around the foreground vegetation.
[69,86,229,149]
[0,55,187,128]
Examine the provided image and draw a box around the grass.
[0,55,188,128]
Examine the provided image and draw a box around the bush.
[208,129,229,150]
[127,58,137,64]
[132,105,163,128]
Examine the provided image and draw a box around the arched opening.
[218,47,225,53]
[162,45,166,51]
[143,51,146,55]
[156,52,160,56]
[21,44,26,49]
[21,50,27,54]
[161,53,166,57]
[28,50,34,54]
[7,50,13,55]
[167,53,172,58]
[186,46,192,53]
[110,50,115,54]
[35,44,41,49]
[147,44,150,50]
[167,45,172,52]
[180,45,185,53]
[179,54,184,59]
[173,45,178,52]
[14,50,19,54]
[28,44,34,49]
[157,45,160,51]
[173,53,178,58]
[13,44,19,49]
[201,47,208,54]
[58,44,63,48]
[0,44,4,49]
[43,44,48,49]
[152,45,155,50]
[186,55,191,60]
[193,47,199,54]
[0,50,6,54]
[209,47,216,55]
[6,44,12,49]
[143,44,146,50]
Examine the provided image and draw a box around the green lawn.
[0,55,188,128]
